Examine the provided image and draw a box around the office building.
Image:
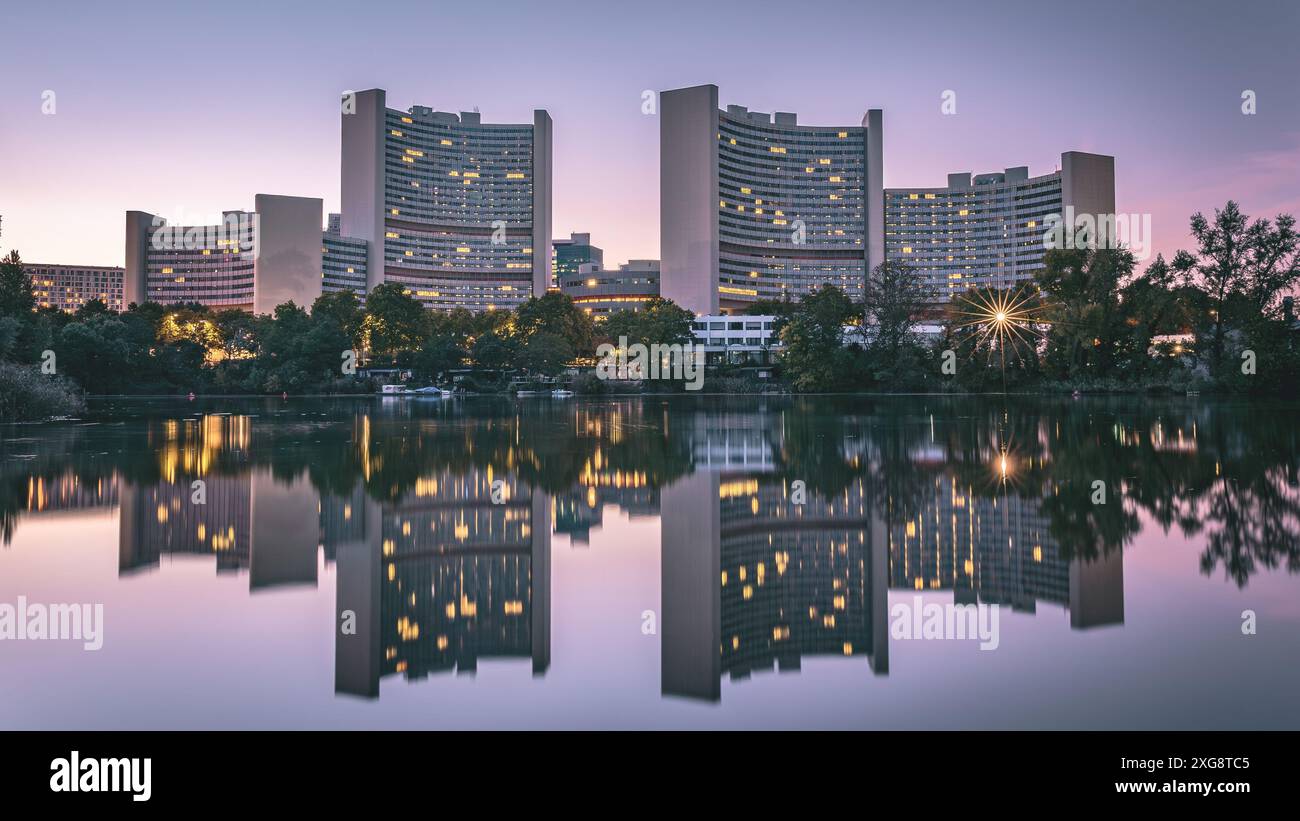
[561,259,659,318]
[885,152,1116,299]
[323,213,369,300]
[341,88,553,312]
[660,84,884,315]
[125,194,331,313]
[24,263,125,312]
[552,232,602,290]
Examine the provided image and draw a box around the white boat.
[551,389,575,398]
[413,386,452,396]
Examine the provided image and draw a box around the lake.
[1,394,1297,729]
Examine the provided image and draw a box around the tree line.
[1,198,1297,418]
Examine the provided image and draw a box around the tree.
[518,331,574,376]
[311,289,365,349]
[863,259,930,360]
[361,283,428,359]
[603,297,695,349]
[1173,201,1300,369]
[1035,247,1134,380]
[470,329,518,370]
[778,286,862,392]
[744,296,796,336]
[73,298,110,321]
[0,250,35,318]
[1117,254,1195,375]
[413,333,465,381]
[515,291,595,355]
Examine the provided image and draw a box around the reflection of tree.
[3,395,1298,588]
[1198,470,1300,586]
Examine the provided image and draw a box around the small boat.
[551,389,575,398]
[412,386,452,397]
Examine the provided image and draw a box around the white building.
[660,84,884,315]
[24,263,125,312]
[341,88,552,312]
[885,152,1115,301]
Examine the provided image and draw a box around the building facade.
[125,194,329,313]
[660,84,884,315]
[552,232,602,291]
[323,213,369,300]
[341,88,553,312]
[24,263,125,312]
[885,152,1115,300]
[561,259,659,318]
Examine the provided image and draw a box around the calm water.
[1,395,1297,730]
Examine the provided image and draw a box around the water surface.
[1,395,1296,729]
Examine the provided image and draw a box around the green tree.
[603,297,695,349]
[470,329,518,370]
[361,283,428,359]
[515,291,595,355]
[73,298,110,321]
[0,250,35,317]
[779,286,861,392]
[1172,201,1300,369]
[518,331,574,376]
[862,260,932,387]
[1035,247,1134,381]
[311,289,365,349]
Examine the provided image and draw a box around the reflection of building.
[115,414,317,586]
[889,475,1124,628]
[683,408,782,471]
[553,483,658,545]
[661,471,889,702]
[118,469,321,591]
[21,472,119,515]
[118,475,252,574]
[329,465,552,698]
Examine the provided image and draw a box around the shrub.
[0,362,85,421]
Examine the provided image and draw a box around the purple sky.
[1,0,1296,271]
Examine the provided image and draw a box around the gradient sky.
[1,0,1297,270]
